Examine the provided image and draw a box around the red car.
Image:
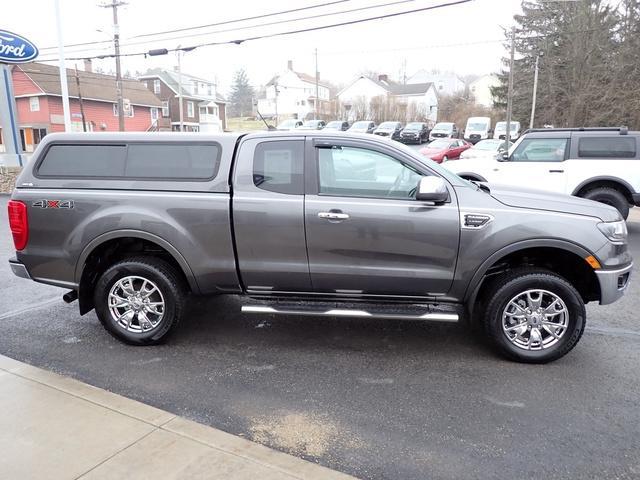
[419,138,471,163]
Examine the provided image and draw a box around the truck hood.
[487,183,622,222]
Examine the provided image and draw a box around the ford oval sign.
[0,30,39,64]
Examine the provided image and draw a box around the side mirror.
[416,177,448,203]
[498,151,510,161]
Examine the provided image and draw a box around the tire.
[581,187,629,220]
[94,256,187,345]
[481,268,586,363]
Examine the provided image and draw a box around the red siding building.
[6,63,162,152]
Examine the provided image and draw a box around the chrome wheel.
[108,276,165,333]
[501,289,569,351]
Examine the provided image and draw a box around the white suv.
[443,127,640,219]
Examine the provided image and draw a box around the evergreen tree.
[492,1,636,128]
[228,69,255,118]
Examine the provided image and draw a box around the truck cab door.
[232,137,312,293]
[304,139,460,298]
[492,136,569,193]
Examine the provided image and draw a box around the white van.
[464,117,492,144]
[494,121,521,140]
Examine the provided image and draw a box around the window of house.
[150,108,159,121]
[29,97,40,112]
[113,104,134,118]
[207,84,212,96]
[578,137,636,158]
[253,140,304,195]
[192,80,198,95]
[511,138,568,162]
[161,101,170,117]
[33,128,47,145]
[199,107,206,116]
[187,101,195,118]
[38,143,220,180]
[318,146,423,199]
[153,80,161,94]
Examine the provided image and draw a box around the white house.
[337,74,439,125]
[469,74,499,108]
[406,70,465,96]
[257,61,331,121]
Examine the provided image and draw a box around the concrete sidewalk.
[0,354,356,480]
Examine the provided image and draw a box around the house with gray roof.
[337,74,439,125]
[138,68,227,132]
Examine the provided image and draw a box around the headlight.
[597,220,628,244]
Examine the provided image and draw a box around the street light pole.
[54,0,72,131]
[529,54,540,130]
[315,48,319,119]
[177,48,184,131]
[505,26,516,145]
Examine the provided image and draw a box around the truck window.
[125,144,219,179]
[37,143,220,180]
[578,137,636,158]
[253,140,304,195]
[511,138,568,162]
[318,146,422,199]
[37,145,127,177]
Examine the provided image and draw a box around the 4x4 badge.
[32,200,74,209]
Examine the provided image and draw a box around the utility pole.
[101,0,126,131]
[314,48,319,119]
[529,54,540,130]
[177,48,184,131]
[505,26,516,145]
[274,80,279,125]
[74,65,87,132]
[54,0,72,131]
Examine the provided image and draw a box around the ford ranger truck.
[7,132,633,363]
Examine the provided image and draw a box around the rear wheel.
[581,187,629,220]
[94,256,186,345]
[482,268,586,363]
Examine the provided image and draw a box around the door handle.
[318,211,350,220]
[549,169,564,173]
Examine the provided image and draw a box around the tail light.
[8,200,28,251]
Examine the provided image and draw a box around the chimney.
[83,59,92,73]
[378,74,388,83]
[287,60,293,71]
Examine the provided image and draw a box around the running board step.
[241,300,460,323]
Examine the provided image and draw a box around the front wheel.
[442,155,449,162]
[94,256,187,345]
[581,187,629,220]
[482,268,586,363]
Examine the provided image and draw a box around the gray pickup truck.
[7,132,633,363]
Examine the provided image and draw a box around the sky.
[4,0,523,94]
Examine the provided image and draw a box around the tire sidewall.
[486,274,585,363]
[94,261,178,345]
[583,188,629,219]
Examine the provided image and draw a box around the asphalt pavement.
[1,194,639,480]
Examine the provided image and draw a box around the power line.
[38,0,355,51]
[37,0,474,62]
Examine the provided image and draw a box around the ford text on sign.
[0,30,39,63]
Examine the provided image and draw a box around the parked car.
[373,121,403,140]
[444,126,640,219]
[348,121,376,134]
[494,121,522,141]
[459,139,512,160]
[464,117,492,144]
[9,131,632,363]
[399,122,430,144]
[420,138,471,163]
[277,119,303,130]
[325,120,350,131]
[298,119,326,130]
[429,122,459,141]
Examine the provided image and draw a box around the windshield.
[474,140,501,150]
[303,121,319,127]
[278,120,297,128]
[467,122,489,130]
[352,121,370,128]
[428,139,450,149]
[433,123,453,131]
[404,123,422,130]
[326,121,341,128]
[495,122,519,131]
[379,122,397,129]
